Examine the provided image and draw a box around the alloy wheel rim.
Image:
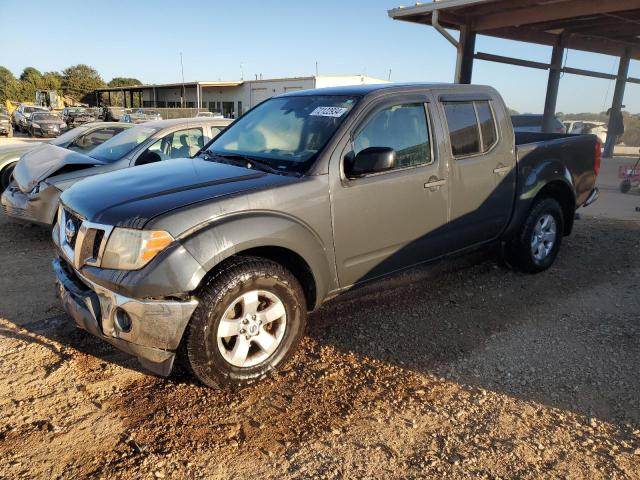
[531,213,557,262]
[216,290,287,368]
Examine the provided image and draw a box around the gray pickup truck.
[52,83,600,389]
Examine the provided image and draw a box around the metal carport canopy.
[388,0,640,137]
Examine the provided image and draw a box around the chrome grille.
[58,206,113,269]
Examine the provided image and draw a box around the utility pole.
[180,52,185,108]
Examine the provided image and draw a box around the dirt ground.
[0,214,639,479]
[1,153,640,478]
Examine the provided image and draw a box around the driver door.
[330,94,449,287]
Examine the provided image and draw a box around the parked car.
[103,106,125,122]
[0,107,13,137]
[122,109,163,123]
[140,109,162,121]
[12,104,49,132]
[194,111,223,118]
[50,83,600,388]
[0,122,131,191]
[2,118,231,225]
[63,107,96,128]
[563,120,608,144]
[27,112,67,137]
[121,112,149,124]
[511,114,566,133]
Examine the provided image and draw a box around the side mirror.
[346,147,396,178]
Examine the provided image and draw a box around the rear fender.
[504,159,576,238]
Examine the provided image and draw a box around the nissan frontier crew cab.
[52,83,600,389]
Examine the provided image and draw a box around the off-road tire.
[1,163,16,191]
[509,197,565,274]
[180,256,307,389]
[620,179,632,194]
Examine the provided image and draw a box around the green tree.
[0,66,17,102]
[62,64,105,104]
[41,71,62,90]
[105,77,143,106]
[108,77,142,87]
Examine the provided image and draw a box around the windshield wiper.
[208,152,286,175]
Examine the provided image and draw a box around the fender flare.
[505,159,576,238]
[179,211,335,310]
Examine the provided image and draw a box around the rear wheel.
[509,197,564,273]
[1,163,16,191]
[181,257,307,389]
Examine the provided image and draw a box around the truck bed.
[514,131,599,207]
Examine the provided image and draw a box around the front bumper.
[33,126,61,137]
[1,185,60,226]
[583,187,599,207]
[52,256,198,376]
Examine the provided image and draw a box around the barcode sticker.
[310,106,348,118]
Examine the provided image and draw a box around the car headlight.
[28,181,47,198]
[32,123,40,128]
[101,228,174,270]
[60,123,67,128]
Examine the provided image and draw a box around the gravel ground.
[0,210,639,479]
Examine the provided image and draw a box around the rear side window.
[443,102,480,156]
[476,101,497,151]
[444,100,498,157]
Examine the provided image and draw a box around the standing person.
[604,106,625,158]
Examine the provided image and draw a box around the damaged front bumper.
[1,184,60,226]
[53,256,198,376]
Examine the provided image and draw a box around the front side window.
[207,95,359,174]
[352,103,431,170]
[443,102,480,157]
[145,128,204,161]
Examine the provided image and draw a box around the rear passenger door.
[438,94,515,250]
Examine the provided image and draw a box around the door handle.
[493,166,511,175]
[424,179,446,189]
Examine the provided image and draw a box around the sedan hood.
[61,158,298,228]
[13,144,105,193]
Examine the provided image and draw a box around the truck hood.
[60,158,298,228]
[13,144,105,193]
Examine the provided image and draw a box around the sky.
[2,0,638,114]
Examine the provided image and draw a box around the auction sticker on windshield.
[310,106,348,118]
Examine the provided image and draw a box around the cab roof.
[276,82,492,98]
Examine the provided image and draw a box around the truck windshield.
[89,126,158,163]
[205,95,359,173]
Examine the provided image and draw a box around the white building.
[96,75,389,118]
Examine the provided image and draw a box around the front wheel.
[509,198,565,273]
[181,257,307,389]
[1,163,16,191]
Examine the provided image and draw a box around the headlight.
[28,181,47,198]
[32,123,40,128]
[101,228,174,270]
[60,123,67,128]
